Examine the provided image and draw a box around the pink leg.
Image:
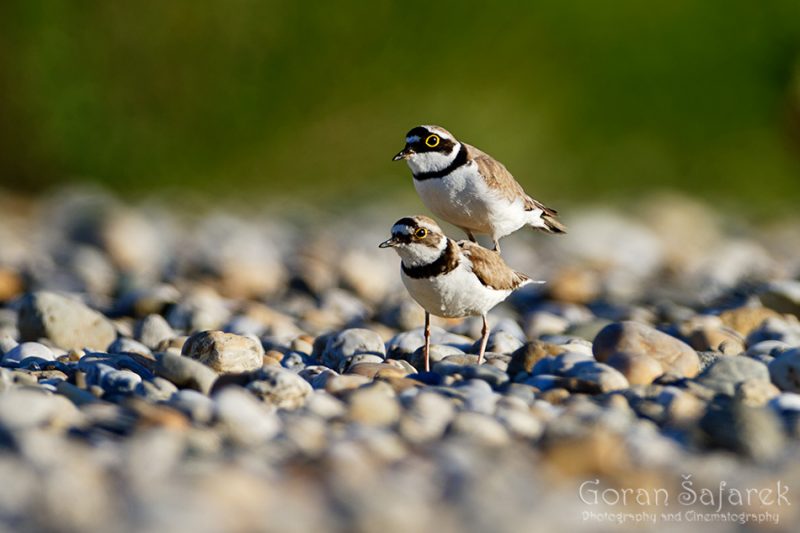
[423,311,431,372]
[477,314,489,365]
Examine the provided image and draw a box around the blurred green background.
[1,1,799,212]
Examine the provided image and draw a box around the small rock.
[182,330,264,374]
[154,352,218,394]
[735,378,780,407]
[2,342,55,365]
[696,356,770,396]
[699,396,785,461]
[507,340,564,378]
[134,314,176,350]
[688,324,745,355]
[562,361,629,393]
[245,366,312,410]
[448,412,510,447]
[214,387,281,446]
[18,291,116,350]
[0,388,83,430]
[346,363,408,379]
[107,337,152,358]
[605,352,662,385]
[768,348,800,393]
[469,331,523,355]
[399,391,455,443]
[760,280,800,318]
[168,389,216,424]
[720,306,781,336]
[321,328,385,371]
[593,321,700,378]
[347,381,401,426]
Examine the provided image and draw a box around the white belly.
[401,263,511,318]
[413,163,529,239]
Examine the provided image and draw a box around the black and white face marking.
[379,215,448,267]
[392,125,462,175]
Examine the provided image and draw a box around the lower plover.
[379,215,536,371]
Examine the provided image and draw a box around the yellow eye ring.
[425,134,440,148]
[414,228,428,239]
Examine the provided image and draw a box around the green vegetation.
[1,1,799,211]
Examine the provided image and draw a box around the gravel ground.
[1,189,800,532]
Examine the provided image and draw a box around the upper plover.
[393,125,566,252]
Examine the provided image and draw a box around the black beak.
[392,146,414,161]
[379,237,398,248]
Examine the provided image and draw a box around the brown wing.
[465,143,566,233]
[459,240,530,290]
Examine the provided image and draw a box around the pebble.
[767,348,800,393]
[699,396,786,462]
[213,387,281,446]
[182,330,264,374]
[604,351,663,385]
[2,342,55,365]
[448,412,510,447]
[134,313,176,349]
[245,366,313,409]
[347,381,401,426]
[562,361,629,393]
[719,306,781,336]
[760,280,800,317]
[506,340,564,378]
[107,337,152,358]
[154,352,218,394]
[321,328,385,372]
[398,391,455,443]
[696,356,770,396]
[593,321,700,378]
[18,291,117,350]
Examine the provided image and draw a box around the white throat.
[406,142,461,175]
[396,238,449,268]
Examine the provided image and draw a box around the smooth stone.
[321,328,385,371]
[304,391,347,419]
[168,389,215,424]
[768,348,800,393]
[524,311,570,338]
[320,374,370,395]
[18,291,116,350]
[495,405,544,439]
[605,351,663,385]
[456,379,499,414]
[55,381,99,406]
[522,374,561,392]
[688,325,745,355]
[0,335,18,355]
[699,396,785,461]
[735,378,780,407]
[213,387,281,446]
[448,412,510,447]
[134,314,176,350]
[346,362,408,379]
[531,351,592,376]
[398,391,455,443]
[746,317,800,346]
[340,353,385,372]
[107,337,152,358]
[769,392,800,412]
[655,386,706,424]
[507,340,564,378]
[562,361,629,393]
[347,381,401,426]
[154,352,218,394]
[102,369,143,394]
[746,340,791,358]
[696,356,770,396]
[182,330,264,374]
[2,342,55,365]
[245,366,312,410]
[0,388,83,430]
[594,321,700,378]
[760,280,800,317]
[469,331,524,355]
[720,306,781,336]
[134,377,178,402]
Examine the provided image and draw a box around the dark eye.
[425,134,440,148]
[414,228,427,239]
